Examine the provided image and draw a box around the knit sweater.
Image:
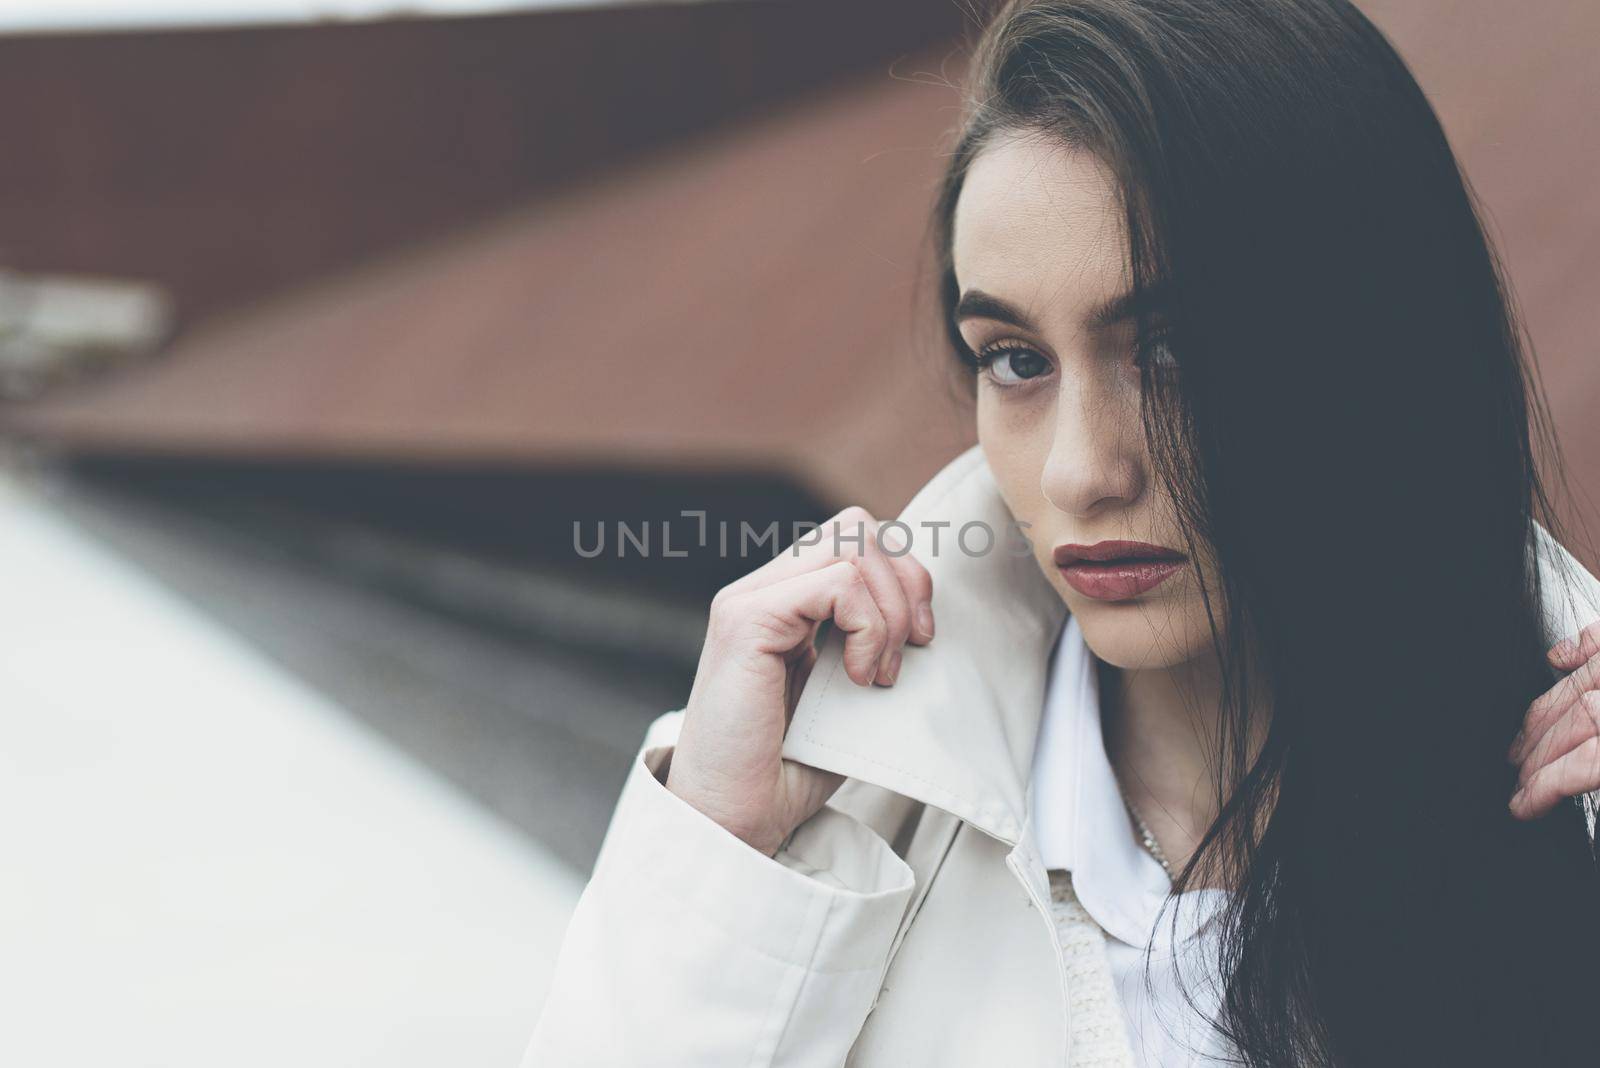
[1047,868,1140,1067]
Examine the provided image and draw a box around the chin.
[1074,610,1205,670]
[1053,579,1215,670]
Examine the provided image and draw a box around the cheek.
[975,387,1054,527]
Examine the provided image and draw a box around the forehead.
[951,132,1130,319]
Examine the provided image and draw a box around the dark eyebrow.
[1086,281,1170,329]
[953,289,1037,331]
[953,281,1170,333]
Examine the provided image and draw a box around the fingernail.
[916,604,935,640]
[1552,638,1577,663]
[1510,787,1526,811]
[884,650,902,685]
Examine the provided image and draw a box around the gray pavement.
[33,470,697,874]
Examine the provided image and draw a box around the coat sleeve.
[520,709,917,1068]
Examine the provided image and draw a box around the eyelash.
[970,340,1040,370]
[970,330,1176,384]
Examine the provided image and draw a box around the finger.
[717,506,880,600]
[1517,691,1600,788]
[725,507,913,683]
[1508,650,1600,763]
[877,524,936,645]
[1510,736,1600,820]
[741,559,887,687]
[844,533,918,684]
[783,643,819,726]
[821,561,893,687]
[1547,618,1600,671]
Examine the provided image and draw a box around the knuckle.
[746,609,795,647]
[877,521,911,556]
[834,557,867,588]
[828,562,871,608]
[828,508,875,554]
[703,599,744,643]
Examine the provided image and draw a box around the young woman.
[526,2,1600,1064]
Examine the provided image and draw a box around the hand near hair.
[1508,619,1600,820]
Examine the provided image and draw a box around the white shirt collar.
[1029,614,1227,950]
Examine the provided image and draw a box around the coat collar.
[783,446,1065,844]
[781,445,1600,845]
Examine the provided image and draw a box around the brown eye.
[979,344,1051,385]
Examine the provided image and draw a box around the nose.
[1039,371,1146,518]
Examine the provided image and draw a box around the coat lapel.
[782,446,1066,845]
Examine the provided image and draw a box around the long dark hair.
[932,2,1600,1063]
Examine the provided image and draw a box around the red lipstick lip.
[1052,540,1185,566]
[1052,540,1187,602]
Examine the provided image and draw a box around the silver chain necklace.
[1117,781,1174,879]
[1100,659,1175,880]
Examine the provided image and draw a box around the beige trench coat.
[522,446,1600,1067]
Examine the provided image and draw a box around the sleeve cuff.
[593,739,915,972]
[524,713,917,1066]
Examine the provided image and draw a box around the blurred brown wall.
[2,1,1596,543]
[0,1,973,325]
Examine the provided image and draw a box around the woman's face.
[951,131,1219,670]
